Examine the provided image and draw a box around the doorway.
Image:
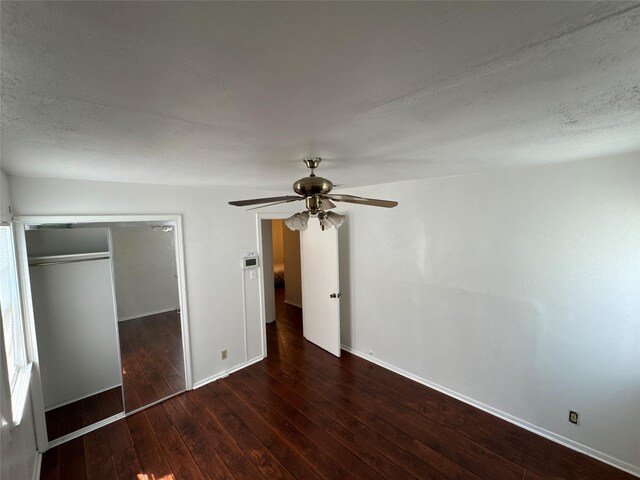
[260,218,304,355]
[257,214,342,359]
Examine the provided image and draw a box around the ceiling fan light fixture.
[284,211,309,231]
[318,211,345,231]
[326,211,345,230]
[319,214,332,231]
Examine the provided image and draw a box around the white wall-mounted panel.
[243,264,262,362]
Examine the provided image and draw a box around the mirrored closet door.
[110,224,185,412]
[27,227,124,442]
[24,219,188,444]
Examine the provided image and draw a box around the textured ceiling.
[1,2,639,191]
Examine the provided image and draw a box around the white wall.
[1,170,12,223]
[111,226,180,321]
[9,176,271,385]
[0,388,38,480]
[339,153,640,472]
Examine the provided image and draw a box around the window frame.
[0,222,32,427]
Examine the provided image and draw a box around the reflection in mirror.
[26,227,124,441]
[110,224,185,412]
[25,219,188,442]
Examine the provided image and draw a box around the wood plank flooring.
[45,387,123,441]
[118,311,186,412]
[41,288,635,479]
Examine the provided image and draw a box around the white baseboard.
[341,345,640,478]
[32,452,42,480]
[192,356,264,390]
[284,299,302,308]
[119,307,178,322]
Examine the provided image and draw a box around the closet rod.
[28,252,110,267]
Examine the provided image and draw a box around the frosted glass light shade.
[284,212,309,231]
[326,212,345,229]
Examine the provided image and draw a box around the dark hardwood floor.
[41,287,634,479]
[45,387,123,441]
[118,310,186,412]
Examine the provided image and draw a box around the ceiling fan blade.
[228,195,302,207]
[246,197,304,210]
[326,194,398,208]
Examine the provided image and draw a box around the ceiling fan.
[228,158,398,231]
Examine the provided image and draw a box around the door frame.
[255,213,294,358]
[255,211,345,358]
[13,214,193,452]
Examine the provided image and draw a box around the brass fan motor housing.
[292,176,333,196]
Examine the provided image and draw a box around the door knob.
[330,293,341,298]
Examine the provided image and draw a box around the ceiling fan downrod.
[303,157,321,177]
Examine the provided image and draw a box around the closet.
[22,219,188,447]
[28,228,122,441]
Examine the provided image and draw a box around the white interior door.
[300,218,341,357]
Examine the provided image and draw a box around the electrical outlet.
[221,349,228,360]
[569,410,579,425]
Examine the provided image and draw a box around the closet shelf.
[28,252,110,266]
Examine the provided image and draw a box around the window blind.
[0,226,22,388]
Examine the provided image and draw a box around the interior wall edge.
[341,345,640,477]
[31,451,42,480]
